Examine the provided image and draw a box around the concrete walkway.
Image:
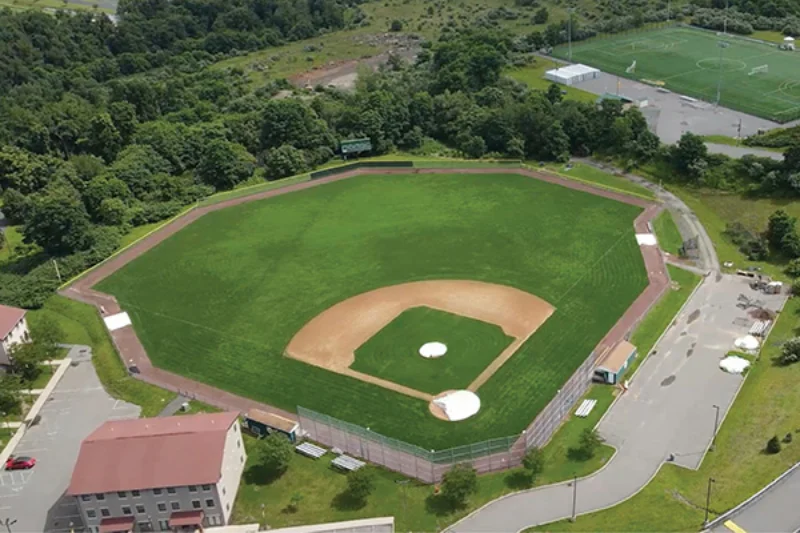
[449,276,787,532]
[158,394,190,417]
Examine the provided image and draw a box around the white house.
[0,303,30,366]
[68,412,247,533]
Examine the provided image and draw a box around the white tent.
[544,64,600,86]
[734,335,760,351]
[432,391,481,421]
[720,355,750,374]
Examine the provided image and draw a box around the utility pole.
[703,477,716,526]
[737,118,742,139]
[570,475,578,522]
[568,8,573,63]
[52,259,62,283]
[711,404,720,451]
[715,41,730,107]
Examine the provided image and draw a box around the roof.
[0,304,26,340]
[99,516,134,533]
[246,408,298,433]
[546,63,600,78]
[169,510,205,527]
[68,412,239,495]
[598,340,637,373]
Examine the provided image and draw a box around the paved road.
[449,275,787,532]
[710,464,800,533]
[2,345,139,533]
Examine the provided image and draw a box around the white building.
[0,303,30,365]
[68,412,246,533]
[544,64,601,86]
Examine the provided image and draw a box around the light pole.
[703,477,716,526]
[724,0,729,34]
[570,475,578,522]
[567,8,574,63]
[715,41,730,107]
[711,404,720,451]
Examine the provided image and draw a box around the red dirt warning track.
[61,167,669,422]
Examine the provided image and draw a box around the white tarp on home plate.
[433,390,481,421]
[104,312,132,331]
[636,234,658,246]
[720,355,750,374]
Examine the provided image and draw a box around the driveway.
[1,346,139,533]
[448,275,787,532]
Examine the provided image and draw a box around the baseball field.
[554,26,800,122]
[96,172,649,449]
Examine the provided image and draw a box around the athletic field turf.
[97,173,648,449]
[352,307,514,395]
[554,26,800,122]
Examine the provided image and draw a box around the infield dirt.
[286,280,554,400]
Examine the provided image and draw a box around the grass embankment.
[96,172,647,449]
[653,210,684,256]
[544,162,657,200]
[533,295,800,532]
[26,296,174,417]
[701,135,785,153]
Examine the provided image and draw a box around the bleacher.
[295,442,327,459]
[331,454,366,472]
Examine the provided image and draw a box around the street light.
[704,477,716,526]
[715,41,730,107]
[567,8,574,63]
[711,405,720,451]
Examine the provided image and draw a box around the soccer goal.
[748,64,769,76]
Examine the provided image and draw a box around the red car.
[5,456,35,470]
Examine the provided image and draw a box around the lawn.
[352,307,514,395]
[532,295,800,532]
[554,26,800,122]
[653,210,684,256]
[26,296,174,417]
[701,134,785,153]
[0,226,29,264]
[543,162,656,200]
[507,62,598,104]
[97,172,648,449]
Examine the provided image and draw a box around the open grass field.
[352,307,514,395]
[554,26,800,122]
[652,210,683,256]
[96,172,648,449]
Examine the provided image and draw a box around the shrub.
[522,447,545,482]
[346,467,375,505]
[390,19,403,31]
[777,337,800,365]
[578,428,604,459]
[440,463,477,506]
[766,435,782,454]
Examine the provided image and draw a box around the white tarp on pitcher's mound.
[734,335,760,351]
[419,342,447,358]
[433,390,480,421]
[720,355,750,374]
[104,312,131,331]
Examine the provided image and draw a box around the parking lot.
[2,347,139,533]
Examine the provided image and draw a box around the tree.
[23,187,92,255]
[787,258,800,278]
[578,428,604,459]
[777,337,800,365]
[98,198,129,226]
[9,342,46,387]
[766,435,782,454]
[545,83,563,104]
[533,7,549,24]
[390,20,403,32]
[672,132,708,180]
[252,434,293,477]
[792,278,800,296]
[346,467,375,505]
[522,447,545,483]
[440,463,477,506]
[263,145,309,181]
[0,376,22,417]
[196,140,255,190]
[82,113,123,163]
[31,316,64,362]
[767,210,797,249]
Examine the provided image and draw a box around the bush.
[346,467,375,505]
[784,432,793,443]
[786,258,800,278]
[777,337,800,365]
[440,463,477,506]
[522,447,545,482]
[578,428,604,459]
[390,19,403,32]
[252,434,293,477]
[766,435,782,454]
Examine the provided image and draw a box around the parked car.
[5,456,35,470]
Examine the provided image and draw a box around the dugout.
[242,409,299,442]
[594,340,637,385]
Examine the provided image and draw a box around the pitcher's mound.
[429,390,481,421]
[419,342,447,358]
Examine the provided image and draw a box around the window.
[157,502,167,512]
[86,509,97,519]
[158,519,169,531]
[122,506,132,516]
[192,500,201,509]
[171,501,180,511]
[240,455,244,463]
[132,490,141,498]
[208,515,222,526]
[81,495,91,502]
[95,493,105,501]
[188,485,197,493]
[202,484,211,492]
[138,521,154,533]
[100,508,110,518]
[153,488,162,496]
[118,491,127,499]
[167,487,176,494]
[136,504,146,514]
[205,499,215,508]
[237,439,241,448]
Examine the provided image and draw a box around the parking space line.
[724,520,747,533]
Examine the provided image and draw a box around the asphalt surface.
[2,345,139,533]
[704,143,783,161]
[449,275,787,532]
[710,464,800,533]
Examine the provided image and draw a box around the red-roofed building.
[68,412,246,532]
[0,303,29,366]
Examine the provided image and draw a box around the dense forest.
[1,0,799,309]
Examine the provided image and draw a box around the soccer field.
[97,173,648,449]
[554,26,800,122]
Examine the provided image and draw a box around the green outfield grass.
[652,210,683,256]
[554,26,800,122]
[97,172,648,449]
[352,307,514,395]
